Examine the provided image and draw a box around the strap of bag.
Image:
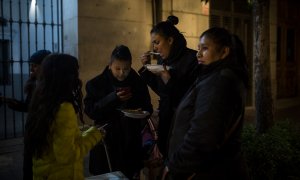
[220,113,243,147]
[183,114,243,180]
[147,118,158,140]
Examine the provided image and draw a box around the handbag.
[141,118,164,180]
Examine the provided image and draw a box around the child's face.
[109,59,131,81]
[196,35,228,65]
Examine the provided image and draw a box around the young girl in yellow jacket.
[24,53,104,180]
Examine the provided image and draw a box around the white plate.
[145,64,171,73]
[85,171,128,179]
[121,109,150,119]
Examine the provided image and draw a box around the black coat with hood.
[138,36,199,157]
[167,60,249,180]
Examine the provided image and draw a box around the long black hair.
[24,53,83,158]
[200,27,250,88]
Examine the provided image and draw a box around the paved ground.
[0,138,24,180]
[0,105,299,180]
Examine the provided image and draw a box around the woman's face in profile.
[30,63,41,79]
[151,33,173,60]
[196,35,228,65]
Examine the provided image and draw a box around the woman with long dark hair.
[24,54,104,180]
[139,16,199,157]
[165,27,250,180]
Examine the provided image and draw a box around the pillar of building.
[269,0,278,105]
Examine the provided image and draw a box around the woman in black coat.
[165,27,250,180]
[84,45,153,179]
[0,49,51,180]
[139,16,199,157]
[1,50,51,112]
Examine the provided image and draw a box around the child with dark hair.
[24,53,104,180]
[84,45,153,179]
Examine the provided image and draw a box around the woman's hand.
[97,123,108,138]
[140,51,151,66]
[0,96,19,108]
[148,65,170,84]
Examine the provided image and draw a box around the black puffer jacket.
[167,60,249,180]
[139,47,199,157]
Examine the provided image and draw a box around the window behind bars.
[0,0,63,140]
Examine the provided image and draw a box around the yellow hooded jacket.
[32,102,102,180]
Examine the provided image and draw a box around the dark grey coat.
[167,60,249,180]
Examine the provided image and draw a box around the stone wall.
[62,0,209,123]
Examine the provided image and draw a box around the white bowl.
[145,64,171,73]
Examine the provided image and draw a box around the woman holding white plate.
[139,15,200,158]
